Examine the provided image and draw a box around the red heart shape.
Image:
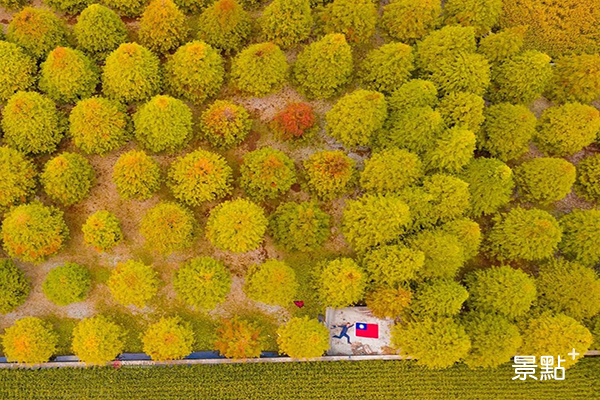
[294,301,305,308]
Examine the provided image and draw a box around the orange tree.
[214,317,262,359]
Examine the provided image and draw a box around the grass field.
[0,358,598,399]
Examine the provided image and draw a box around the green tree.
[142,317,194,361]
[0,259,30,314]
[366,286,412,319]
[101,0,148,17]
[167,149,233,206]
[388,79,438,112]
[363,245,424,286]
[465,265,536,318]
[113,150,161,200]
[428,52,491,96]
[134,95,193,153]
[380,0,441,43]
[520,313,592,368]
[1,91,65,155]
[276,317,329,359]
[409,230,465,280]
[514,157,576,204]
[0,146,37,211]
[0,0,28,10]
[74,4,128,61]
[535,103,600,157]
[174,257,231,309]
[42,263,92,306]
[214,317,262,359]
[41,152,95,206]
[360,148,423,194]
[423,127,476,173]
[102,43,162,103]
[303,150,355,200]
[244,260,298,306]
[197,0,252,53]
[69,97,130,155]
[391,317,471,369]
[269,201,330,252]
[199,100,252,149]
[479,103,537,162]
[206,199,268,253]
[415,25,476,72]
[460,158,514,217]
[537,259,600,320]
[477,26,525,64]
[139,0,188,55]
[560,209,600,267]
[1,203,69,263]
[411,279,469,317]
[140,202,197,255]
[1,317,58,364]
[6,7,68,59]
[440,218,482,260]
[320,0,377,44]
[293,33,353,99]
[314,258,366,308]
[271,102,318,142]
[437,92,485,133]
[360,43,414,94]
[342,194,411,251]
[548,54,600,104]
[240,147,296,201]
[0,41,36,103]
[443,0,502,36]
[575,154,600,202]
[107,260,160,308]
[164,41,225,105]
[462,312,522,368]
[231,42,289,97]
[82,210,123,252]
[326,89,387,148]
[261,0,313,48]
[72,315,125,365]
[378,106,444,152]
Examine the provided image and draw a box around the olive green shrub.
[199,100,252,149]
[423,127,476,173]
[437,92,485,133]
[277,317,329,359]
[366,286,412,319]
[416,26,477,70]
[108,260,159,308]
[380,0,441,43]
[134,95,193,153]
[139,0,188,55]
[244,260,298,306]
[443,0,503,36]
[74,4,128,61]
[140,202,197,255]
[465,265,536,319]
[261,0,313,48]
[479,103,536,162]
[269,201,330,252]
[0,259,30,314]
[164,41,225,105]
[206,199,268,253]
[6,7,68,59]
[42,263,92,306]
[440,218,482,260]
[0,41,36,103]
[391,317,471,370]
[378,106,444,152]
[41,152,95,206]
[72,316,125,365]
[174,256,231,309]
[1,317,58,364]
[342,194,411,251]
[102,0,148,17]
[45,0,93,15]
[548,54,600,104]
[411,279,469,317]
[214,317,262,359]
[113,150,161,200]
[575,154,600,202]
[320,0,377,44]
[326,90,387,148]
[560,209,600,267]
[477,26,525,64]
[142,317,194,361]
[231,42,289,97]
[168,149,233,206]
[303,150,355,200]
[409,230,465,280]
[0,0,29,10]
[0,147,37,211]
[102,43,162,103]
[514,157,576,204]
[240,147,296,201]
[388,79,438,112]
[82,210,123,252]
[174,0,209,13]
[428,52,491,96]
[363,245,424,286]
[314,258,366,308]
[197,0,252,53]
[69,97,130,155]
[360,43,414,94]
[1,91,65,155]
[535,103,600,157]
[459,157,514,217]
[360,148,423,194]
[293,33,353,99]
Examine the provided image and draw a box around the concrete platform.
[325,306,395,356]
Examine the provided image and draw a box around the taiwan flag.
[355,322,379,338]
